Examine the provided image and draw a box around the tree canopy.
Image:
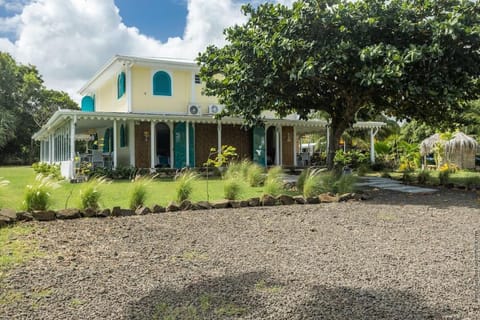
[197,0,480,168]
[0,52,78,164]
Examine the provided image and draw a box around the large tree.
[198,0,480,168]
[0,52,78,163]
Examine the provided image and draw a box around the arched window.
[117,72,126,99]
[81,96,95,112]
[153,71,172,96]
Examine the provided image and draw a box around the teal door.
[174,122,195,168]
[252,126,266,166]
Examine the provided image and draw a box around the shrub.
[263,166,284,196]
[224,178,244,200]
[357,164,369,176]
[417,170,430,185]
[402,171,413,184]
[32,162,62,180]
[79,177,107,210]
[439,170,450,186]
[23,175,60,211]
[224,161,244,180]
[129,176,153,209]
[175,170,198,202]
[297,168,310,193]
[246,163,265,187]
[334,174,357,194]
[334,150,369,169]
[303,169,325,198]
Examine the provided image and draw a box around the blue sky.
[0,0,293,100]
[114,0,188,42]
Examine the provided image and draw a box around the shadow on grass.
[125,271,447,319]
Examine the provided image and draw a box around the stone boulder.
[276,194,295,206]
[16,211,33,221]
[0,215,10,227]
[319,193,339,203]
[195,201,212,210]
[97,209,110,218]
[305,197,320,204]
[248,197,260,207]
[135,206,151,215]
[239,200,249,208]
[212,201,229,209]
[152,204,166,213]
[261,194,277,206]
[82,208,97,218]
[32,210,56,221]
[56,208,81,220]
[0,208,17,223]
[166,202,180,212]
[111,206,122,217]
[293,196,306,205]
[179,200,193,211]
[338,193,355,202]
[229,200,241,208]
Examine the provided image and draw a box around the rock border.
[0,192,370,228]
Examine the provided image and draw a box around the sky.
[0,0,294,102]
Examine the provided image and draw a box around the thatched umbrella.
[445,132,477,153]
[445,132,477,169]
[420,133,441,156]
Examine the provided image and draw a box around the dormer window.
[117,72,126,99]
[194,74,201,84]
[153,71,172,96]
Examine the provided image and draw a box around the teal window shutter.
[117,72,126,99]
[81,96,95,112]
[153,71,172,96]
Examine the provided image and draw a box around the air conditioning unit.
[187,104,201,115]
[208,104,224,114]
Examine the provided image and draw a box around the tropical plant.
[263,166,284,196]
[296,168,310,193]
[246,162,265,187]
[198,0,480,169]
[417,170,431,185]
[79,177,107,210]
[129,176,154,209]
[23,175,60,211]
[223,178,245,200]
[334,174,357,194]
[175,170,199,202]
[302,169,326,198]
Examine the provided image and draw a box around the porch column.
[186,121,190,167]
[50,134,55,163]
[370,127,379,164]
[129,121,135,167]
[150,121,155,169]
[274,126,280,165]
[113,119,118,169]
[217,122,222,153]
[293,127,297,166]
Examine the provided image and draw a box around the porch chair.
[91,150,104,168]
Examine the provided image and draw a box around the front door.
[135,122,151,168]
[174,122,195,168]
[252,126,266,166]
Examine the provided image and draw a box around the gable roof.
[78,55,198,96]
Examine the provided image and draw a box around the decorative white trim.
[113,120,118,169]
[150,121,156,169]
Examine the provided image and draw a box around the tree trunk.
[326,120,347,170]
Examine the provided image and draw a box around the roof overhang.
[78,55,199,96]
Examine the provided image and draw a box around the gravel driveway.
[1,189,480,319]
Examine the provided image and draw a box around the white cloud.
[0,0,292,101]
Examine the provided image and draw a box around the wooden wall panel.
[282,126,294,166]
[195,124,218,166]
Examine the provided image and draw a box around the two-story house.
[33,55,384,179]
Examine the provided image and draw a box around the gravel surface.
[1,188,480,319]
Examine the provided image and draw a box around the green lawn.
[0,166,265,210]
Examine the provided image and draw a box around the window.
[194,74,201,84]
[117,72,126,99]
[81,96,95,112]
[153,71,172,96]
